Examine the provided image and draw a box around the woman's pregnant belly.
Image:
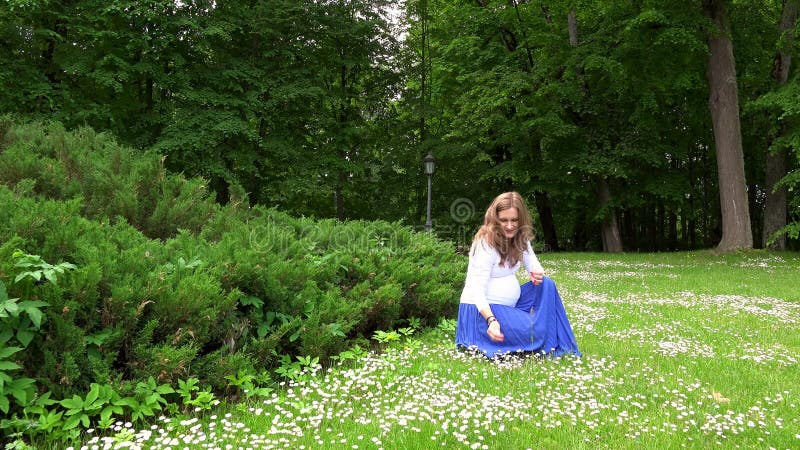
[485,274,521,306]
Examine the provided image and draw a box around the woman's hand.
[530,270,544,286]
[487,321,504,342]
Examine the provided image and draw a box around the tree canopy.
[1,0,798,251]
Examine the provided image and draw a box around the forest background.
[2,0,799,253]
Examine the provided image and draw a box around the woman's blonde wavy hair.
[472,192,534,267]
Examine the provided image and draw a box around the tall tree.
[702,0,753,250]
[763,0,798,249]
[567,5,622,252]
[308,0,399,220]
[510,0,561,251]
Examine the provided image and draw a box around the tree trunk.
[528,139,560,250]
[763,0,797,250]
[687,151,698,248]
[622,208,636,250]
[660,204,667,250]
[568,7,578,47]
[533,192,559,251]
[573,209,587,250]
[598,177,623,252]
[703,0,753,251]
[336,63,348,221]
[668,210,678,250]
[619,205,630,249]
[420,0,429,143]
[763,150,787,248]
[144,76,154,112]
[647,201,657,251]
[688,215,697,249]
[335,178,344,220]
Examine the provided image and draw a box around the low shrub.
[0,119,467,423]
[0,118,219,240]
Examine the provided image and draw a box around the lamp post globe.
[424,152,436,176]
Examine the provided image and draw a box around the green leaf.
[43,269,57,284]
[34,391,58,407]
[239,296,264,308]
[0,346,23,359]
[1,300,20,317]
[10,385,30,404]
[62,414,82,430]
[85,384,100,406]
[177,377,199,394]
[327,322,346,338]
[16,330,34,347]
[114,397,137,408]
[85,329,112,346]
[18,300,49,309]
[39,409,64,430]
[60,395,85,411]
[0,394,8,414]
[11,376,34,390]
[24,307,44,329]
[156,384,175,395]
[16,271,43,283]
[100,405,121,423]
[14,262,36,269]
[0,361,21,371]
[257,323,270,339]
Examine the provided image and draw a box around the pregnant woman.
[456,192,581,358]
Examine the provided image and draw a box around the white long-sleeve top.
[459,238,544,313]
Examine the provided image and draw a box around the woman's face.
[497,207,519,239]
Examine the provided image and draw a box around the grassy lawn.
[74,251,799,449]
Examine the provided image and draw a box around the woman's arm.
[523,241,544,285]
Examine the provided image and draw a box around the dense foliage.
[407,0,799,251]
[1,0,798,250]
[0,119,464,412]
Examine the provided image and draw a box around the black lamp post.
[424,152,436,231]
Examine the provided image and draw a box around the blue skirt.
[455,278,581,358]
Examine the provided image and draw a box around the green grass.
[72,251,800,449]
